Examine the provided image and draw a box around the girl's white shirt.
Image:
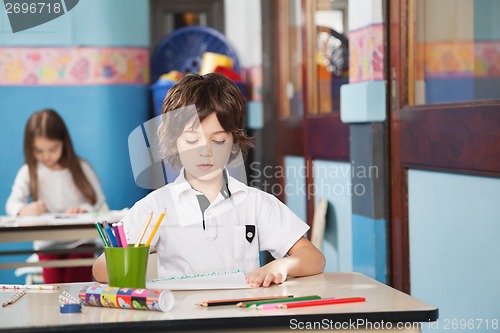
[5,161,107,250]
[123,168,310,277]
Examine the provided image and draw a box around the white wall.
[224,0,262,68]
[348,0,383,30]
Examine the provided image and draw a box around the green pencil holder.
[104,245,150,289]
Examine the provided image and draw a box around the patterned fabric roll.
[79,284,174,312]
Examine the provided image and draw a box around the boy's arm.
[92,253,108,283]
[246,236,326,288]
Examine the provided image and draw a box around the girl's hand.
[64,207,87,214]
[19,200,47,216]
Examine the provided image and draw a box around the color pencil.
[239,295,321,308]
[196,295,294,307]
[0,284,59,291]
[103,221,118,247]
[145,209,166,246]
[111,223,122,247]
[115,221,128,248]
[277,297,366,309]
[94,222,110,247]
[2,290,26,307]
[135,212,153,247]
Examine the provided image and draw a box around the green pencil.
[94,222,110,247]
[240,295,321,308]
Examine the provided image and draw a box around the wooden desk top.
[0,272,437,333]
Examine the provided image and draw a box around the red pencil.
[277,297,366,309]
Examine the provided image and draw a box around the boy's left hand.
[246,263,287,288]
[245,237,326,288]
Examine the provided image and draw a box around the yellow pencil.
[134,212,153,247]
[145,209,166,246]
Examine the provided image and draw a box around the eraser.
[60,303,82,313]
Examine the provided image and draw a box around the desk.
[0,212,125,271]
[0,273,438,332]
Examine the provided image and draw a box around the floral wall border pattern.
[0,47,149,85]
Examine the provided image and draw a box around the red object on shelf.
[213,66,242,82]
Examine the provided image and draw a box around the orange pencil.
[134,212,153,247]
[145,209,166,246]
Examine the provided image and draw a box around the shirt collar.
[171,168,248,200]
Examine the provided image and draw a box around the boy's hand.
[245,237,326,288]
[246,261,288,288]
[19,200,46,215]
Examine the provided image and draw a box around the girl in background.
[6,109,107,283]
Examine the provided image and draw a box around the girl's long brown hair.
[24,109,97,205]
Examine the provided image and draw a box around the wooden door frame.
[389,0,410,293]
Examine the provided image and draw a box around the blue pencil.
[103,221,118,247]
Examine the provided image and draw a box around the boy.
[93,73,325,287]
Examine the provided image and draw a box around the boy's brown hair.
[157,73,254,168]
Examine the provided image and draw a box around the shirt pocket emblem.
[245,225,255,243]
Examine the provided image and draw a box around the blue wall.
[284,156,307,221]
[0,0,150,283]
[0,0,149,46]
[409,170,500,332]
[284,157,354,273]
[313,160,353,273]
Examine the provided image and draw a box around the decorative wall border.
[416,41,500,79]
[0,47,149,85]
[349,23,384,83]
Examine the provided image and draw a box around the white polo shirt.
[122,169,309,277]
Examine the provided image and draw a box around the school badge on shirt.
[245,225,255,243]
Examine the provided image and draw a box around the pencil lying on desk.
[2,290,26,307]
[276,297,366,309]
[196,295,294,307]
[238,295,321,308]
[0,284,59,291]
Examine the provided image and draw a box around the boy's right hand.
[19,200,47,216]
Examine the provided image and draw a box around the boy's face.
[177,112,234,182]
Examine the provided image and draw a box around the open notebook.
[0,209,128,226]
[146,269,250,290]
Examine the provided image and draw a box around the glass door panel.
[413,0,500,105]
[315,0,349,114]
